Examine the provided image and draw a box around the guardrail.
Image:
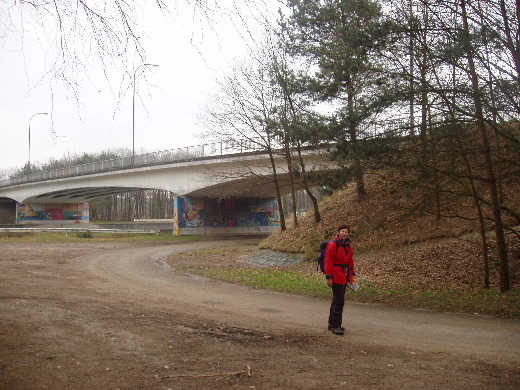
[0,228,160,234]
[0,120,412,189]
[0,139,264,188]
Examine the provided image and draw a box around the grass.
[2,232,517,318]
[182,264,520,318]
[356,281,520,318]
[0,231,205,243]
[180,265,327,296]
[170,246,520,319]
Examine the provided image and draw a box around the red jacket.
[324,236,355,285]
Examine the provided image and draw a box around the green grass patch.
[174,263,520,319]
[75,231,93,239]
[178,264,329,297]
[355,281,520,318]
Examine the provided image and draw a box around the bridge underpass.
[0,150,332,234]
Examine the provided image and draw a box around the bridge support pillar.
[17,203,89,224]
[173,197,280,235]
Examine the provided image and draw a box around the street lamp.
[28,112,48,165]
[132,63,159,164]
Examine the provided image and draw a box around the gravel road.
[0,239,518,389]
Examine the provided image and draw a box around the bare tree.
[269,46,323,224]
[1,1,167,92]
[380,0,519,291]
[1,0,277,105]
[457,0,510,291]
[201,52,289,230]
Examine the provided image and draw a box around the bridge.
[0,142,333,235]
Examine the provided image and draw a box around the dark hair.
[338,224,350,233]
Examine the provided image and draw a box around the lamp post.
[28,112,48,166]
[132,63,159,164]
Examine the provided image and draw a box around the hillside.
[261,172,519,292]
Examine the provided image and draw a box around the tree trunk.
[347,77,366,199]
[267,147,286,231]
[285,142,298,227]
[296,143,321,223]
[457,133,490,288]
[460,0,510,291]
[408,0,415,136]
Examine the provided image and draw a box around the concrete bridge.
[0,144,333,234]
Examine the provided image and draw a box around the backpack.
[317,240,338,273]
[317,239,351,273]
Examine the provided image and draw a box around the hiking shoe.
[331,327,345,335]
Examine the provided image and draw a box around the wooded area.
[201,0,519,291]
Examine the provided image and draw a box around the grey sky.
[0,1,279,173]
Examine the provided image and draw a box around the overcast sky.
[0,1,281,173]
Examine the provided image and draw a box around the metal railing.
[0,140,264,188]
[0,120,414,189]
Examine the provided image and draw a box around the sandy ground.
[0,239,519,390]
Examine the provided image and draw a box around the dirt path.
[0,240,519,389]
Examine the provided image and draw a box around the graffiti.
[183,210,204,227]
[174,197,280,229]
[18,203,89,222]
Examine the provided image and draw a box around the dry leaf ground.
[261,173,519,293]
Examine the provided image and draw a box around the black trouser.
[328,283,347,329]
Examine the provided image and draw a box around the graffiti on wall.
[174,197,279,229]
[19,203,89,221]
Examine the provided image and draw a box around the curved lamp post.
[133,63,159,164]
[28,112,48,165]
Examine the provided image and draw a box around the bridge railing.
[0,140,265,188]
[0,120,415,189]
